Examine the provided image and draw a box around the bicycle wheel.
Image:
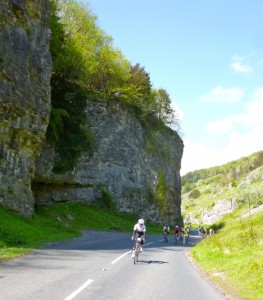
[163,235,167,243]
[133,244,140,264]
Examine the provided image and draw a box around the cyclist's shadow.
[137,260,168,264]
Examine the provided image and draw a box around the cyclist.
[163,224,169,243]
[203,227,208,238]
[186,226,190,242]
[198,226,202,237]
[131,219,146,258]
[174,225,181,243]
[199,226,205,238]
[182,226,189,244]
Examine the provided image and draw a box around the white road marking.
[145,242,154,246]
[65,241,155,298]
[64,279,94,300]
[111,250,132,264]
[111,242,154,264]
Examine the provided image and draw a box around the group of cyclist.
[198,226,214,238]
[130,218,217,259]
[131,219,195,259]
[162,224,190,245]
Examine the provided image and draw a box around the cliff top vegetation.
[48,0,181,173]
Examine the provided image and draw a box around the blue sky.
[86,0,263,175]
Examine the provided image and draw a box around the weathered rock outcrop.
[184,198,238,225]
[0,0,52,215]
[33,99,184,223]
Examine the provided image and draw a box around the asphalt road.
[0,230,227,300]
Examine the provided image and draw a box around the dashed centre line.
[64,279,94,300]
[64,241,155,299]
[111,241,154,264]
[111,250,132,264]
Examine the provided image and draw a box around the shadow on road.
[138,260,169,264]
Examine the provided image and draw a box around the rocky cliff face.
[33,99,184,223]
[0,0,52,215]
[0,1,183,223]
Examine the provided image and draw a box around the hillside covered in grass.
[190,202,263,300]
[181,150,263,299]
[181,150,263,225]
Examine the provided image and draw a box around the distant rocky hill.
[0,1,183,224]
[181,151,263,225]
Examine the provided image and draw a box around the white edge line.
[64,279,94,300]
[111,242,154,265]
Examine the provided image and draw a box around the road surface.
[0,230,227,300]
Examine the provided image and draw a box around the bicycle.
[163,232,169,243]
[174,233,180,243]
[133,237,143,264]
[182,234,188,246]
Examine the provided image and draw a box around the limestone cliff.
[0,0,52,215]
[33,99,184,223]
[0,1,184,223]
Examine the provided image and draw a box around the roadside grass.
[191,210,263,300]
[0,202,161,262]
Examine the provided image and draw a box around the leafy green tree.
[54,0,132,96]
[145,88,179,130]
[127,64,152,98]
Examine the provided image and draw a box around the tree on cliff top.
[50,0,180,126]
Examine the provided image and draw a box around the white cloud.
[199,86,244,104]
[230,62,253,73]
[205,117,234,134]
[181,87,263,175]
[181,139,217,175]
[245,87,263,124]
[205,87,263,135]
[181,127,263,175]
[230,54,253,73]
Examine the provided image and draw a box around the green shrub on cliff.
[47,76,94,173]
[155,170,168,214]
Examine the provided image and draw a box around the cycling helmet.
[138,219,144,225]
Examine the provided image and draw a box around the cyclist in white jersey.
[131,219,146,258]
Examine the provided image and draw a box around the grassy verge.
[0,202,161,262]
[190,210,263,300]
